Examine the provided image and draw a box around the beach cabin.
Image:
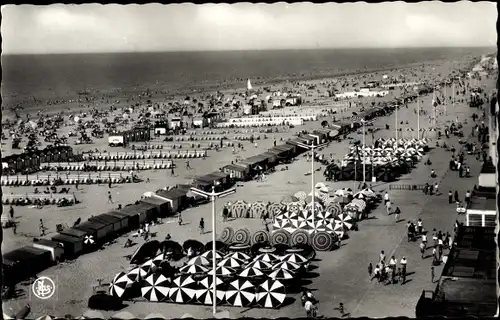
[89,214,123,236]
[106,211,130,231]
[135,201,159,222]
[129,127,151,142]
[58,228,87,250]
[120,203,151,225]
[75,220,112,244]
[3,248,51,285]
[51,233,84,258]
[114,206,141,230]
[192,117,209,128]
[193,172,230,192]
[170,117,183,130]
[32,239,65,263]
[140,196,171,217]
[108,131,129,147]
[240,155,269,173]
[222,163,250,181]
[19,246,53,270]
[154,121,169,135]
[267,145,294,161]
[260,152,278,166]
[155,188,188,214]
[311,129,331,142]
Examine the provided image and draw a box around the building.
[416,225,497,317]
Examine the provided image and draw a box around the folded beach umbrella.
[225,279,256,307]
[255,279,286,309]
[246,259,272,270]
[227,251,251,261]
[109,271,133,298]
[168,275,198,303]
[272,260,301,272]
[179,264,209,275]
[238,266,265,278]
[217,257,245,269]
[201,250,224,261]
[195,276,225,305]
[254,253,280,264]
[187,256,211,266]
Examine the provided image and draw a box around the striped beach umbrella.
[255,280,286,309]
[280,253,308,265]
[239,266,264,278]
[225,279,256,307]
[187,256,211,266]
[195,276,225,305]
[179,264,209,275]
[227,252,251,261]
[201,250,224,261]
[141,273,170,302]
[254,253,280,264]
[268,268,296,280]
[246,259,272,270]
[272,260,301,272]
[109,272,132,298]
[126,267,141,283]
[168,275,198,303]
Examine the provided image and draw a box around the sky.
[1,2,497,54]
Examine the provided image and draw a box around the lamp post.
[294,140,329,232]
[190,184,236,315]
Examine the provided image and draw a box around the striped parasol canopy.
[239,266,265,278]
[246,259,272,270]
[218,257,245,269]
[126,267,141,283]
[335,213,354,230]
[272,260,301,272]
[280,252,309,265]
[268,268,296,280]
[179,264,209,275]
[139,259,156,278]
[213,266,236,277]
[152,253,165,267]
[187,256,211,266]
[225,279,256,307]
[201,250,224,261]
[109,272,133,298]
[168,275,198,303]
[333,223,345,239]
[195,276,225,305]
[255,279,286,308]
[141,273,171,302]
[254,253,280,264]
[226,252,251,261]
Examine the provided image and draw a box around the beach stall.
[51,233,84,258]
[106,211,130,231]
[155,188,188,214]
[89,214,123,236]
[140,196,171,217]
[32,239,65,263]
[222,163,251,181]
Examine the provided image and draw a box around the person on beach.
[448,190,453,204]
[199,218,205,234]
[368,262,373,278]
[417,218,423,234]
[420,241,426,259]
[39,219,46,236]
[379,250,386,265]
[171,166,175,177]
[9,205,14,219]
[178,213,183,226]
[384,192,389,205]
[108,180,112,189]
[386,200,392,215]
[394,207,401,222]
[465,190,471,206]
[432,229,438,247]
[186,161,191,170]
[434,182,439,195]
[454,190,459,203]
[108,191,113,203]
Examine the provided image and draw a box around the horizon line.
[2,45,496,56]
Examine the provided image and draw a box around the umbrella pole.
[362,120,366,184]
[211,185,217,315]
[311,145,315,233]
[417,94,420,139]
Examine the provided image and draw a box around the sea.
[1,47,493,107]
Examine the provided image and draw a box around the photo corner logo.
[32,276,56,300]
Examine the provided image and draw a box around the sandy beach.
[1,52,495,319]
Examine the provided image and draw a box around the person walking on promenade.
[432,229,438,247]
[107,191,113,204]
[448,190,453,204]
[199,218,205,234]
[9,205,14,219]
[417,218,423,234]
[434,182,439,195]
[394,207,401,222]
[386,200,392,215]
[465,190,472,206]
[222,205,229,222]
[39,219,46,236]
[384,191,390,205]
[454,190,459,203]
[108,180,112,189]
[379,250,386,265]
[186,161,191,170]
[420,241,426,259]
[400,256,407,274]
[422,232,427,248]
[178,213,183,226]
[368,262,373,278]
[171,165,175,177]
[438,238,444,258]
